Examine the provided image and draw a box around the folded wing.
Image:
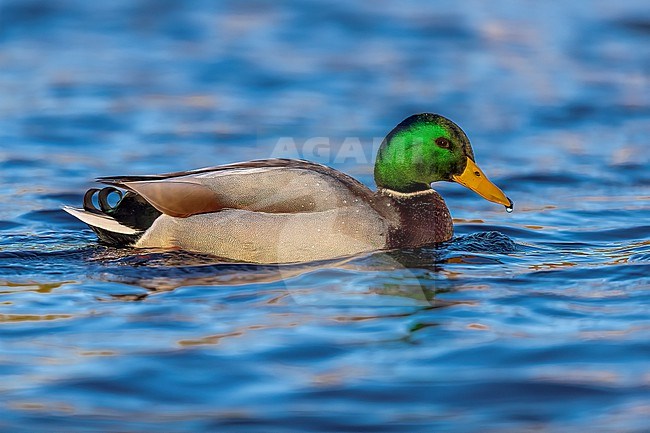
[97,159,376,218]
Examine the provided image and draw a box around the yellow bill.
[452,157,513,211]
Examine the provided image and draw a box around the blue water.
[1,1,649,431]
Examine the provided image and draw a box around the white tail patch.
[62,206,139,235]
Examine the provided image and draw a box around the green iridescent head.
[374,113,512,209]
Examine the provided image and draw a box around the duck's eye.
[435,137,450,149]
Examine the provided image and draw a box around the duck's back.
[98,159,378,216]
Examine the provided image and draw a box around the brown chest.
[377,190,453,248]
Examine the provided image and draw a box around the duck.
[64,113,513,264]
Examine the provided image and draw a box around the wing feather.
[95,159,376,218]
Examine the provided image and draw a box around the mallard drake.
[64,113,512,263]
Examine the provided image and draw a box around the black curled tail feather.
[83,187,162,246]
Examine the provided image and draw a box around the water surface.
[0,0,649,431]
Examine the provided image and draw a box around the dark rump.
[83,187,162,246]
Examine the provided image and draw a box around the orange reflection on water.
[178,320,300,347]
[0,280,73,295]
[0,314,72,323]
[529,261,577,270]
[467,323,490,331]
[9,400,75,414]
[579,325,650,341]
